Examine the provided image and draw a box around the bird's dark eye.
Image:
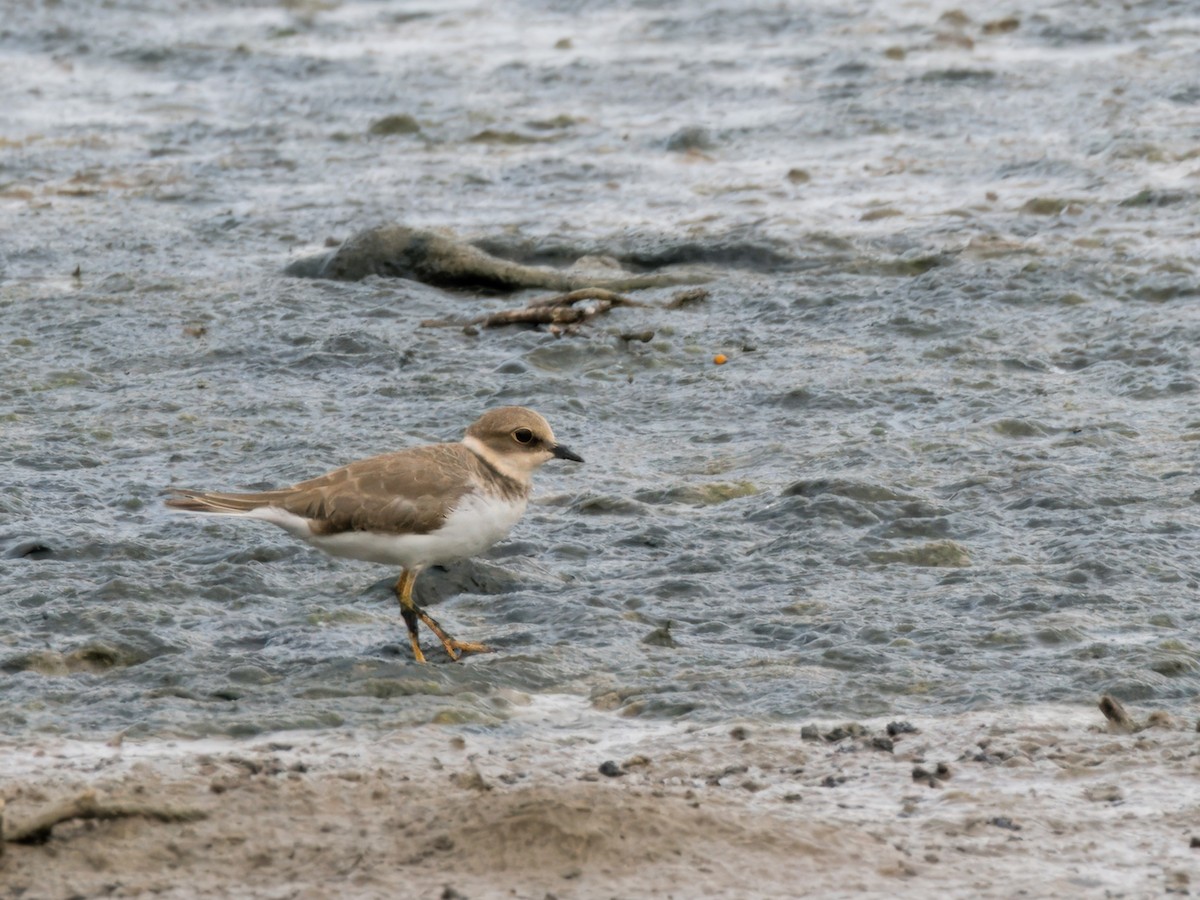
[513,428,534,444]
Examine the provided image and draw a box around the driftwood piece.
[420,284,706,336]
[478,300,611,328]
[421,287,640,333]
[524,288,647,309]
[1098,694,1137,733]
[285,224,713,291]
[2,789,207,844]
[664,287,710,309]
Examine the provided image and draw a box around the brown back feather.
[166,443,528,536]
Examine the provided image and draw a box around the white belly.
[302,492,527,569]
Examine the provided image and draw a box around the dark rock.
[823,723,866,742]
[7,540,54,560]
[912,764,950,788]
[598,760,625,778]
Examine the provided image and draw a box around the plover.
[166,406,582,663]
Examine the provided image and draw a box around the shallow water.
[2,0,1199,737]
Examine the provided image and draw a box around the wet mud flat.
[2,700,1197,898]
[3,14,1200,895]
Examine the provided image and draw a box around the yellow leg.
[394,570,426,664]
[393,569,491,662]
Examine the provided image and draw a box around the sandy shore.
[2,699,1197,898]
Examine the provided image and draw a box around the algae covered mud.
[2,0,1200,739]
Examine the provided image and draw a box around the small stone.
[619,330,655,343]
[981,16,1019,34]
[666,126,714,153]
[1145,710,1175,730]
[887,721,919,737]
[824,723,866,742]
[912,765,946,788]
[800,725,821,741]
[598,760,625,778]
[369,114,421,136]
[729,726,749,741]
[1084,784,1123,803]
[641,621,678,648]
[1022,197,1072,216]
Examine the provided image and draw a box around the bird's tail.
[164,488,284,515]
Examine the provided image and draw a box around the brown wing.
[167,443,479,536]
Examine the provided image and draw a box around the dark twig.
[419,285,702,335]
[2,790,207,844]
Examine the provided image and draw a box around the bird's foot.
[407,636,428,665]
[439,638,493,662]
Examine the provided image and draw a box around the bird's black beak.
[552,443,583,463]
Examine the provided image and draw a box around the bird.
[165,406,582,663]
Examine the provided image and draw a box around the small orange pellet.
[713,354,728,365]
